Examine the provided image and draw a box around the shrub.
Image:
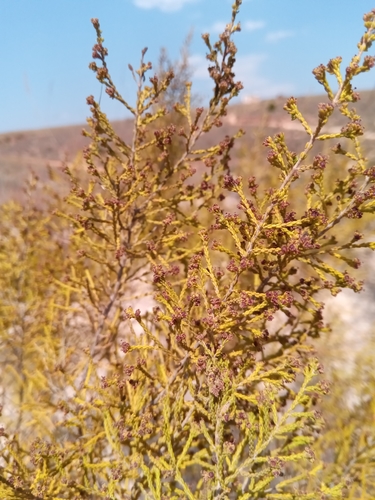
[1,2,375,498]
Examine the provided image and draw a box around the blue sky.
[2,0,375,134]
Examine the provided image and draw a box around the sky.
[2,0,375,134]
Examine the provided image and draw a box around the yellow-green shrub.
[1,2,375,498]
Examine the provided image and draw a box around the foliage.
[1,2,375,498]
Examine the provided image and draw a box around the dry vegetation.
[1,2,375,498]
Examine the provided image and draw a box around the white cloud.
[189,54,212,79]
[206,19,265,34]
[209,21,228,34]
[133,0,198,12]
[265,30,294,43]
[243,20,265,31]
[189,52,293,98]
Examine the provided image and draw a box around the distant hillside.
[1,90,375,204]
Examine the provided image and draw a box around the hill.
[1,90,375,203]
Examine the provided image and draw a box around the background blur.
[3,0,375,133]
[1,3,375,496]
